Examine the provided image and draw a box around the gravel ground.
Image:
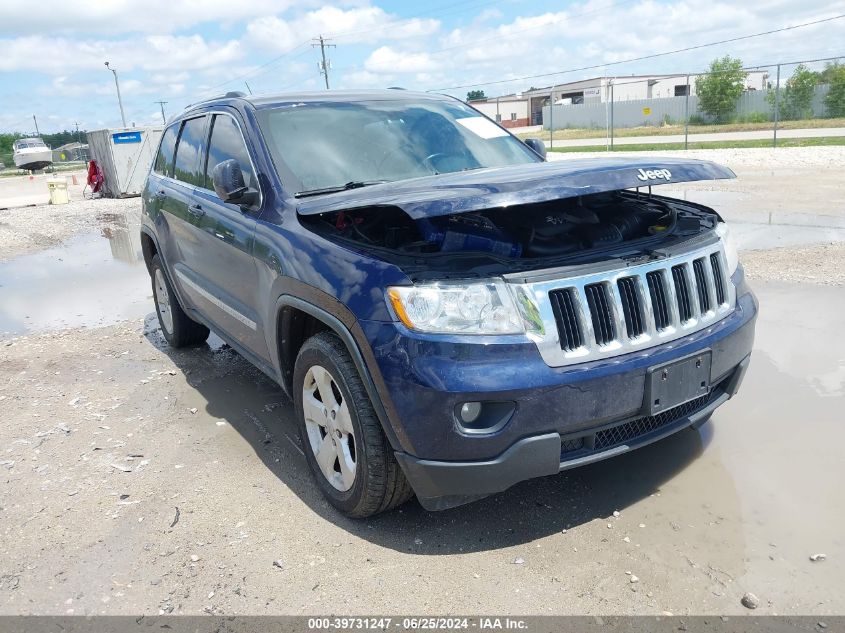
[743,243,845,285]
[0,174,140,261]
[1,282,844,616]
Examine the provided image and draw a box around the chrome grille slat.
[692,258,712,314]
[646,270,670,331]
[672,264,693,323]
[585,283,615,346]
[520,241,736,368]
[549,288,583,352]
[710,253,726,305]
[617,277,644,338]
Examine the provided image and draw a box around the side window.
[172,116,207,186]
[153,124,178,176]
[204,114,256,192]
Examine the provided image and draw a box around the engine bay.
[301,190,719,273]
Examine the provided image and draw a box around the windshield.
[256,98,540,194]
[15,140,47,150]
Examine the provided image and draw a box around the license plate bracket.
[646,351,712,415]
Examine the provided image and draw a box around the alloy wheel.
[302,365,357,491]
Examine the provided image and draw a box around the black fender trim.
[272,295,407,452]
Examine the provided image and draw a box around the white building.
[472,72,769,126]
[468,94,531,128]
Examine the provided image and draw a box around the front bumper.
[360,272,757,510]
[396,355,749,510]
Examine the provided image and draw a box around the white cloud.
[0,0,301,36]
[364,46,441,73]
[0,34,242,74]
[245,6,439,52]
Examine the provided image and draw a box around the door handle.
[188,203,205,218]
[154,190,167,198]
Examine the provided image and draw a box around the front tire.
[150,254,210,348]
[294,331,413,517]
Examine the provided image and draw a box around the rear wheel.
[150,254,210,347]
[294,331,413,517]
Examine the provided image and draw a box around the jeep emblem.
[636,168,672,182]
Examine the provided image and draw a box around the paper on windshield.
[456,117,510,139]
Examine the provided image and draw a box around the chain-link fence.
[519,56,845,151]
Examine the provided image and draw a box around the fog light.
[459,401,482,424]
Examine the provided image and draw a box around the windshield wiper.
[294,180,388,198]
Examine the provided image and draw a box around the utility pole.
[104,61,127,127]
[155,101,168,124]
[312,35,335,90]
[33,114,40,136]
[74,121,80,143]
[683,74,690,150]
[773,64,781,148]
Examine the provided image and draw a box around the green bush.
[687,114,707,126]
[824,64,845,117]
[768,64,818,120]
[734,112,771,123]
[695,56,747,122]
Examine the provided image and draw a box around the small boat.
[13,137,53,171]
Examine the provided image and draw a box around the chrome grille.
[515,240,735,368]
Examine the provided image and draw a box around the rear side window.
[204,114,255,191]
[153,124,178,176]
[173,116,207,186]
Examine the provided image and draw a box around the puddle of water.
[0,224,151,336]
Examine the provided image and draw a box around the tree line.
[695,57,845,122]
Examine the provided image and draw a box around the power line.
[433,13,845,91]
[202,39,312,95]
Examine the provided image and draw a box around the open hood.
[295,156,735,219]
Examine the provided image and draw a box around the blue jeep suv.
[141,89,757,516]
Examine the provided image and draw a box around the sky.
[1,0,844,133]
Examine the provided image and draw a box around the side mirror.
[523,138,547,159]
[211,159,258,207]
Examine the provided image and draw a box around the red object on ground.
[87,160,104,193]
[71,174,78,186]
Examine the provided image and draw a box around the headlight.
[387,281,524,334]
[715,221,739,276]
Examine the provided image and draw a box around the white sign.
[456,117,509,139]
[584,87,601,97]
